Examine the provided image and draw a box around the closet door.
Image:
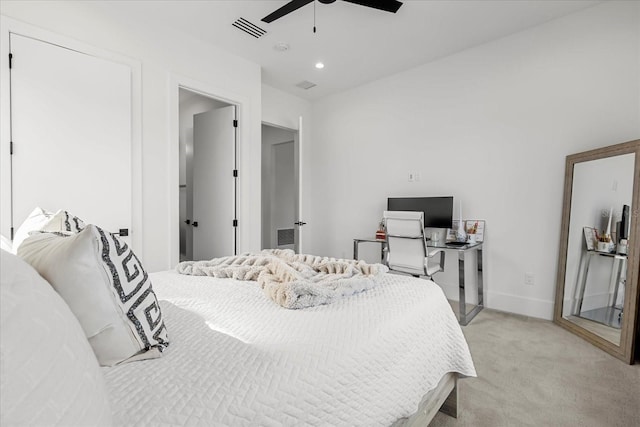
[10,34,131,237]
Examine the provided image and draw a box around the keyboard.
[446,241,468,247]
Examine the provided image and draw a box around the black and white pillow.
[12,208,85,253]
[17,225,169,366]
[42,209,86,233]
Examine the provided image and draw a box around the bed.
[103,270,476,426]
[1,213,476,426]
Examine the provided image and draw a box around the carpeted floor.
[430,309,640,427]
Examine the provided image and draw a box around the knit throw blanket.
[176,249,388,309]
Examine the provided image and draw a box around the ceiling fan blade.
[342,0,403,13]
[262,0,315,23]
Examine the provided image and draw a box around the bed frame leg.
[440,380,458,418]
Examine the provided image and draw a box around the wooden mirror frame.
[554,139,640,364]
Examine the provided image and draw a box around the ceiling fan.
[262,0,403,24]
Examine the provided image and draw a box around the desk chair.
[383,211,445,280]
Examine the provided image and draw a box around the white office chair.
[383,210,445,279]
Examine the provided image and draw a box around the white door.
[192,106,236,260]
[9,34,131,237]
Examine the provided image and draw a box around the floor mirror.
[554,139,640,364]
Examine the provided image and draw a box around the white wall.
[262,84,313,253]
[0,2,262,271]
[308,1,640,319]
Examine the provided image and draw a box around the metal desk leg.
[476,246,484,311]
[610,257,626,308]
[458,251,467,325]
[575,252,593,314]
[459,247,484,326]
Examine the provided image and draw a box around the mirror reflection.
[562,153,635,345]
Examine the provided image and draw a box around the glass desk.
[429,241,484,326]
[352,238,485,325]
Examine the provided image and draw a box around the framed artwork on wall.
[583,227,596,251]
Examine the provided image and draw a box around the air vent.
[296,80,317,90]
[277,228,295,246]
[232,18,267,39]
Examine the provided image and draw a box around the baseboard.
[441,285,555,321]
[485,291,554,320]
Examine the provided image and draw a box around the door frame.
[168,75,249,267]
[0,16,143,254]
[262,120,302,252]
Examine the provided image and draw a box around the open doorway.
[261,123,300,252]
[179,88,237,261]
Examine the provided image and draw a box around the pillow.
[0,234,11,253]
[0,250,113,426]
[18,225,169,366]
[11,207,54,252]
[41,209,86,233]
[12,208,86,253]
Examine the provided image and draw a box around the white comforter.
[103,271,476,426]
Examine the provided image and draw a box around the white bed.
[103,270,476,426]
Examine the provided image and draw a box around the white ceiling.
[79,0,601,100]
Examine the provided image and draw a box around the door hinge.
[9,141,13,155]
[233,169,238,177]
[233,219,238,227]
[233,119,238,128]
[8,53,12,69]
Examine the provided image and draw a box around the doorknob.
[192,221,199,227]
[294,221,307,226]
[185,219,191,225]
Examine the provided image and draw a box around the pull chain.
[313,0,317,33]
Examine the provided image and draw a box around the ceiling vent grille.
[296,80,317,90]
[232,18,267,38]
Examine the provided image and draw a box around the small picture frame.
[447,220,486,242]
[583,227,596,251]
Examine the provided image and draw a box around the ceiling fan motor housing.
[318,0,338,4]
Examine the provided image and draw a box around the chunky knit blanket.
[176,249,388,309]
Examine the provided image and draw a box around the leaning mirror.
[555,140,640,364]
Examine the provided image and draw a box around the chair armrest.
[426,248,445,258]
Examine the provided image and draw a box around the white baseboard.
[441,285,555,321]
[487,291,555,320]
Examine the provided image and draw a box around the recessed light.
[274,42,290,52]
[315,62,325,69]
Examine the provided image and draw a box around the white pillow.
[0,234,11,253]
[18,225,169,366]
[11,207,54,252]
[0,249,113,426]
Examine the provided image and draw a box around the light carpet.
[430,309,640,427]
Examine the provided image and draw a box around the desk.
[573,250,627,327]
[353,237,386,263]
[430,242,485,326]
[353,238,485,326]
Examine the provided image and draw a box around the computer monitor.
[387,196,454,229]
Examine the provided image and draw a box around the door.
[261,122,304,253]
[9,33,131,238]
[192,106,236,260]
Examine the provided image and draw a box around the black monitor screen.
[387,196,454,229]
